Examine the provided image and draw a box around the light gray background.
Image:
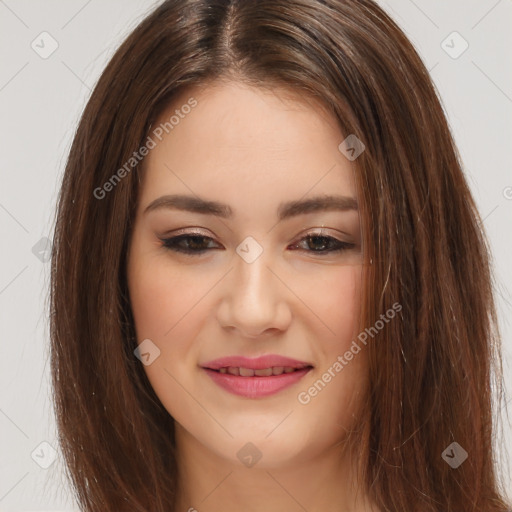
[0,0,511,510]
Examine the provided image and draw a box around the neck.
[173,423,378,512]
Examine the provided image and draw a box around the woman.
[50,0,511,510]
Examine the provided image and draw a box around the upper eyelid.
[161,230,352,246]
[165,231,343,239]
[162,226,350,239]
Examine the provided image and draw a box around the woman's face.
[127,81,366,468]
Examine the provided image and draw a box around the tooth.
[254,368,273,377]
[219,366,301,377]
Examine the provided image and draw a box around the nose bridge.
[216,238,291,336]
[232,243,276,309]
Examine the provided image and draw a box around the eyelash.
[159,232,355,256]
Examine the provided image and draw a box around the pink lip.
[200,355,313,398]
[203,367,312,398]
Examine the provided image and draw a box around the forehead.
[140,81,357,212]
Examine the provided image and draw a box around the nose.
[215,249,292,339]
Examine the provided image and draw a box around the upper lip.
[201,355,313,371]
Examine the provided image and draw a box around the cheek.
[292,264,363,348]
[127,255,214,419]
[325,265,362,338]
[127,249,227,367]
[292,266,367,426]
[128,256,212,341]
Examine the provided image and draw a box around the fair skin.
[127,81,377,511]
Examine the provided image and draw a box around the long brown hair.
[50,0,510,510]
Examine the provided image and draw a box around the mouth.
[200,355,314,398]
[209,365,312,376]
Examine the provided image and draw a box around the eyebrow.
[143,193,358,221]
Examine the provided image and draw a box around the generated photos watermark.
[93,97,198,200]
[297,301,402,405]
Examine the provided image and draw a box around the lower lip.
[202,367,312,398]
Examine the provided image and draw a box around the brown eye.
[289,234,355,254]
[160,234,222,255]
